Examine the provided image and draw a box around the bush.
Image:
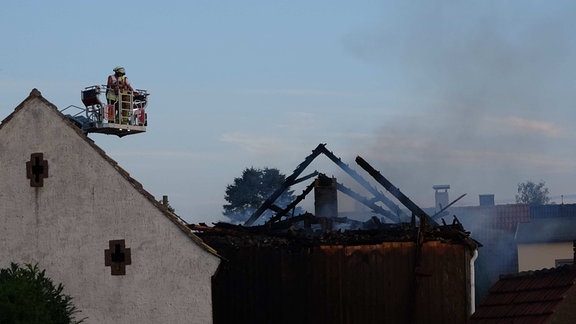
[0,263,84,324]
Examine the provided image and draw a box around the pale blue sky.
[2,1,576,224]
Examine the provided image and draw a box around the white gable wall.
[0,93,219,323]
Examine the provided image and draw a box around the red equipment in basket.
[106,105,115,122]
[132,108,146,126]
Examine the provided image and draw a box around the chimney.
[314,174,338,218]
[479,194,495,206]
[433,185,450,212]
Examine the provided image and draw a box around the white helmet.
[113,66,125,74]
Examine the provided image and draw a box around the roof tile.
[471,266,576,322]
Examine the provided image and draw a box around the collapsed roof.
[191,143,479,250]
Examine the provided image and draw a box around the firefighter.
[106,66,134,123]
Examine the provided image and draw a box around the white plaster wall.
[517,242,573,271]
[0,96,219,323]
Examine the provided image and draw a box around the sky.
[2,1,576,225]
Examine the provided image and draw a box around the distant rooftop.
[515,216,576,244]
[471,265,576,323]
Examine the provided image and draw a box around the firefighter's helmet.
[113,66,125,74]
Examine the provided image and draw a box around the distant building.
[516,217,576,271]
[441,200,576,305]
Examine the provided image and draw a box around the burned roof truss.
[244,143,441,227]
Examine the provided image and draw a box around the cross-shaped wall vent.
[26,153,49,187]
[104,239,132,275]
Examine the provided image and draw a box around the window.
[555,259,573,267]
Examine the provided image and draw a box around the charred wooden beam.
[269,205,284,213]
[355,156,438,226]
[431,193,466,220]
[336,182,399,223]
[244,144,327,226]
[267,181,316,224]
[317,145,408,219]
[292,171,319,185]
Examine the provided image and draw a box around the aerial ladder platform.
[62,85,150,137]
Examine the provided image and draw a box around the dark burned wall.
[211,241,473,324]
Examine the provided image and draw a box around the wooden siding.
[211,240,473,324]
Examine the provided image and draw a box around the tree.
[223,167,298,224]
[515,180,550,205]
[0,263,84,324]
